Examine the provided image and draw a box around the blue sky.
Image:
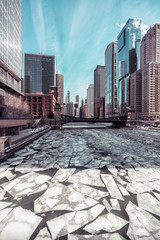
[22,0,160,102]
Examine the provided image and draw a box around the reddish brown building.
[25,92,56,118]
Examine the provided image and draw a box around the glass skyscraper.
[105,41,118,118]
[0,0,22,78]
[117,18,142,114]
[0,0,30,119]
[25,53,56,94]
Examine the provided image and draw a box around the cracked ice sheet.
[51,168,76,182]
[83,212,128,234]
[0,187,6,200]
[102,199,112,212]
[1,172,51,199]
[118,184,130,196]
[68,233,126,240]
[137,192,160,216]
[67,169,104,187]
[35,182,98,213]
[126,182,154,194]
[0,206,42,240]
[0,208,12,223]
[67,183,109,200]
[47,204,105,239]
[126,201,160,240]
[35,227,51,240]
[128,168,160,183]
[0,170,16,181]
[0,202,12,210]
[101,174,124,200]
[107,165,118,176]
[110,199,121,211]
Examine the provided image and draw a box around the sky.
[22,0,160,102]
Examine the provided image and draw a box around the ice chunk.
[84,212,128,234]
[47,204,105,239]
[101,174,123,200]
[0,206,42,240]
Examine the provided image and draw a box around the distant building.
[130,69,142,119]
[105,41,118,118]
[0,0,30,119]
[24,53,56,94]
[65,90,70,104]
[66,102,74,116]
[81,99,87,118]
[117,18,142,115]
[24,92,56,118]
[74,95,80,117]
[94,65,105,118]
[75,95,79,104]
[87,84,94,118]
[56,72,64,107]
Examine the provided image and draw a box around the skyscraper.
[0,0,22,78]
[75,95,79,104]
[56,72,64,107]
[117,18,142,114]
[87,84,94,118]
[24,53,56,94]
[105,41,118,118]
[94,65,105,118]
[0,0,29,119]
[140,24,160,120]
[140,24,160,68]
[65,90,70,104]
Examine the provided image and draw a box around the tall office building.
[56,72,64,107]
[87,84,94,118]
[74,95,79,117]
[66,102,74,116]
[75,95,79,104]
[140,24,160,120]
[0,0,22,78]
[130,69,142,119]
[117,18,142,114]
[105,41,118,118]
[24,53,56,94]
[65,90,70,104]
[140,24,160,68]
[0,0,29,119]
[94,65,105,118]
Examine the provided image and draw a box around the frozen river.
[0,126,160,239]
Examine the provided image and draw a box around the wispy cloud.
[30,0,46,52]
[117,23,125,28]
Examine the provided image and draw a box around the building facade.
[65,90,70,104]
[66,102,74,116]
[87,84,94,118]
[130,69,142,119]
[117,18,141,115]
[24,92,56,118]
[0,0,30,119]
[24,53,56,94]
[56,72,64,107]
[140,24,160,120]
[141,62,160,120]
[94,65,105,118]
[140,24,160,69]
[105,41,118,118]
